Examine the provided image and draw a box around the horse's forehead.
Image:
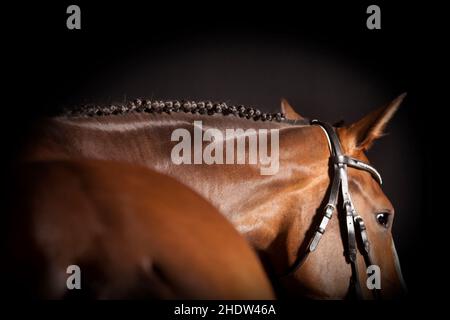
[348,169,393,212]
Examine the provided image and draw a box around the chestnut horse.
[5,160,274,299]
[22,94,407,299]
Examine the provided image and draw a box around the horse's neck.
[29,113,331,250]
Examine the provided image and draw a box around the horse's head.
[280,94,407,299]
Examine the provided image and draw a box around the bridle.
[282,119,383,300]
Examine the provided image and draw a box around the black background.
[3,0,437,310]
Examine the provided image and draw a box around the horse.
[4,159,274,299]
[21,93,407,299]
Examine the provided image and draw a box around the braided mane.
[64,99,287,123]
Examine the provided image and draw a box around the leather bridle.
[282,119,383,299]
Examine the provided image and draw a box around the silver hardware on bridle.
[282,119,382,300]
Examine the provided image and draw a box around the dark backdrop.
[4,1,434,301]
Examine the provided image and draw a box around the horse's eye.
[376,212,390,228]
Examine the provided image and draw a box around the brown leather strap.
[280,119,383,300]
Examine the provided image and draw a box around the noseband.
[282,119,382,300]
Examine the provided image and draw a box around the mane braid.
[63,99,287,122]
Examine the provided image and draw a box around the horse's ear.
[344,93,406,151]
[281,98,304,120]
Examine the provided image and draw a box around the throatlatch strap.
[308,170,340,252]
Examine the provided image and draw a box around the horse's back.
[5,159,274,299]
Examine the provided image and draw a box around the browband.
[334,155,382,185]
